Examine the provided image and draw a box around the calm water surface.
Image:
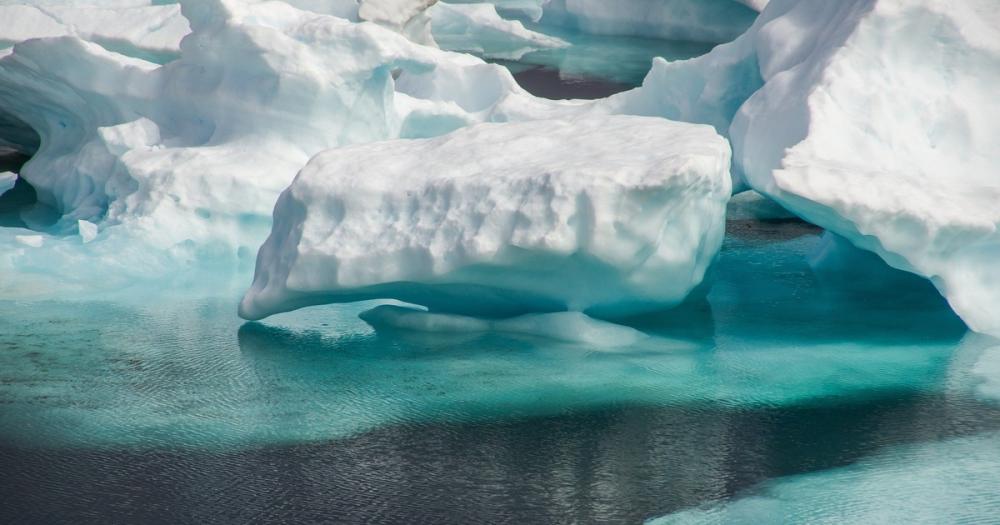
[2,220,999,523]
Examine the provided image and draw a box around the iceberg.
[595,0,1000,337]
[240,116,731,320]
[0,0,502,294]
[724,0,1000,336]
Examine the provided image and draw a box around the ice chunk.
[77,219,98,243]
[0,171,14,195]
[360,305,647,347]
[359,0,439,44]
[736,0,768,11]
[359,0,436,28]
[15,234,43,247]
[240,116,731,320]
[430,2,568,60]
[0,0,486,294]
[972,346,1000,403]
[652,432,1000,524]
[0,3,189,63]
[727,0,1000,336]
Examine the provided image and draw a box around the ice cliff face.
[240,116,731,320]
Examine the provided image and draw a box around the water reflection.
[4,381,999,523]
[1,227,998,522]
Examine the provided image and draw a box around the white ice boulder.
[240,116,731,320]
[728,0,1000,337]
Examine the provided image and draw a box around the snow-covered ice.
[0,0,518,294]
[240,116,730,320]
[725,0,1000,336]
[0,3,189,62]
[429,2,568,60]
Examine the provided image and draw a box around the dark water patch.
[725,218,822,243]
[2,391,999,524]
[499,62,633,99]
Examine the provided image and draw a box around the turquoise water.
[509,22,712,85]
[2,219,999,522]
[436,19,715,98]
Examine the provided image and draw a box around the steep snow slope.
[240,116,731,320]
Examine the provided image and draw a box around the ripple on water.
[1,227,999,522]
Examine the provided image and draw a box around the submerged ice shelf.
[0,224,991,451]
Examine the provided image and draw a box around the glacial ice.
[591,0,1000,337]
[1,0,999,342]
[77,219,98,243]
[239,116,731,320]
[0,3,190,62]
[725,0,1000,336]
[428,2,568,60]
[0,171,14,195]
[359,304,647,347]
[0,0,493,294]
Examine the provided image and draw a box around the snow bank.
[240,116,730,320]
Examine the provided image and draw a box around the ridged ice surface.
[241,116,731,320]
